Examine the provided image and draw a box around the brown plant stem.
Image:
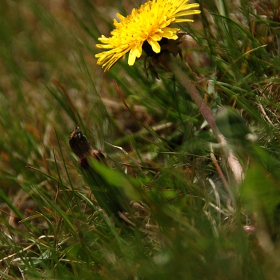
[167,54,243,185]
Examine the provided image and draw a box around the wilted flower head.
[95,0,201,72]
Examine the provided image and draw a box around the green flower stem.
[167,54,243,185]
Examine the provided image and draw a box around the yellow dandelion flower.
[95,0,201,71]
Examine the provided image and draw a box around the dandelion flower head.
[95,0,201,71]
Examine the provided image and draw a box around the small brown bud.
[69,126,91,158]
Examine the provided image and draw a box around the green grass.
[0,0,280,279]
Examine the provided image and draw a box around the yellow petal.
[128,46,142,65]
[147,38,161,53]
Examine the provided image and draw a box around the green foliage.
[0,0,280,279]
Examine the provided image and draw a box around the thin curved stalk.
[167,54,243,185]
